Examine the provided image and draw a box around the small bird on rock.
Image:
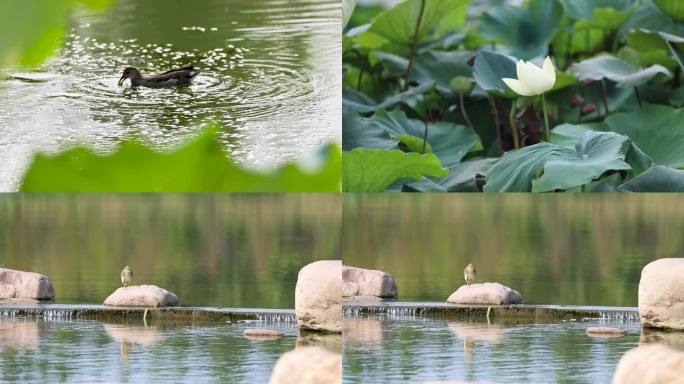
[120,265,133,287]
[464,263,476,286]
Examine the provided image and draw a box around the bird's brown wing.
[146,67,199,83]
[158,65,194,75]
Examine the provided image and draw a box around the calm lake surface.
[0,194,341,308]
[0,316,306,383]
[343,194,682,307]
[0,0,341,191]
[343,316,641,384]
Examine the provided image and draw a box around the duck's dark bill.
[117,76,125,86]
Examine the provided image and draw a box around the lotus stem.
[542,94,550,142]
[634,86,642,108]
[509,98,520,149]
[459,92,474,131]
[600,80,609,116]
[490,96,503,154]
[421,121,429,155]
[356,69,364,91]
[402,0,426,92]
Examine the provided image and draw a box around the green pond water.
[343,316,643,384]
[0,0,340,191]
[0,315,332,383]
[0,194,341,308]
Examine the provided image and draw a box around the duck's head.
[118,67,142,86]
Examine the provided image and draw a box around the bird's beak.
[118,75,126,86]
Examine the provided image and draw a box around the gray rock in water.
[639,258,684,330]
[446,282,522,305]
[342,266,398,298]
[103,285,179,307]
[269,346,341,384]
[295,260,342,333]
[0,268,54,300]
[243,328,284,338]
[612,344,684,384]
[586,327,626,337]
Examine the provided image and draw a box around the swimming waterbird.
[117,66,199,88]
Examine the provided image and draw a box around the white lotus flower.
[502,57,556,96]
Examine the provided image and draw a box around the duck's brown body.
[118,66,199,88]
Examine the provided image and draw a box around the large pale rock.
[104,285,179,307]
[612,344,684,384]
[0,268,54,300]
[639,258,684,330]
[295,260,341,333]
[447,282,522,305]
[269,347,341,384]
[342,266,398,298]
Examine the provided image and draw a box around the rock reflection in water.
[103,323,167,361]
[297,332,342,354]
[0,318,39,349]
[640,328,684,350]
[343,318,383,348]
[448,321,505,361]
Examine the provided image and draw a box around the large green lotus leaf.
[551,123,598,147]
[372,50,473,94]
[20,128,342,192]
[342,82,435,113]
[551,122,653,174]
[618,46,676,70]
[472,50,517,94]
[532,131,631,192]
[484,131,631,192]
[361,0,472,47]
[342,107,397,151]
[370,109,482,166]
[625,29,684,71]
[660,31,684,71]
[652,0,684,21]
[560,0,635,19]
[604,104,684,168]
[570,55,671,88]
[479,0,563,60]
[560,0,637,42]
[342,148,447,192]
[618,165,684,192]
[571,7,635,44]
[620,1,684,37]
[407,158,497,191]
[671,85,684,107]
[575,8,635,32]
[0,0,113,67]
